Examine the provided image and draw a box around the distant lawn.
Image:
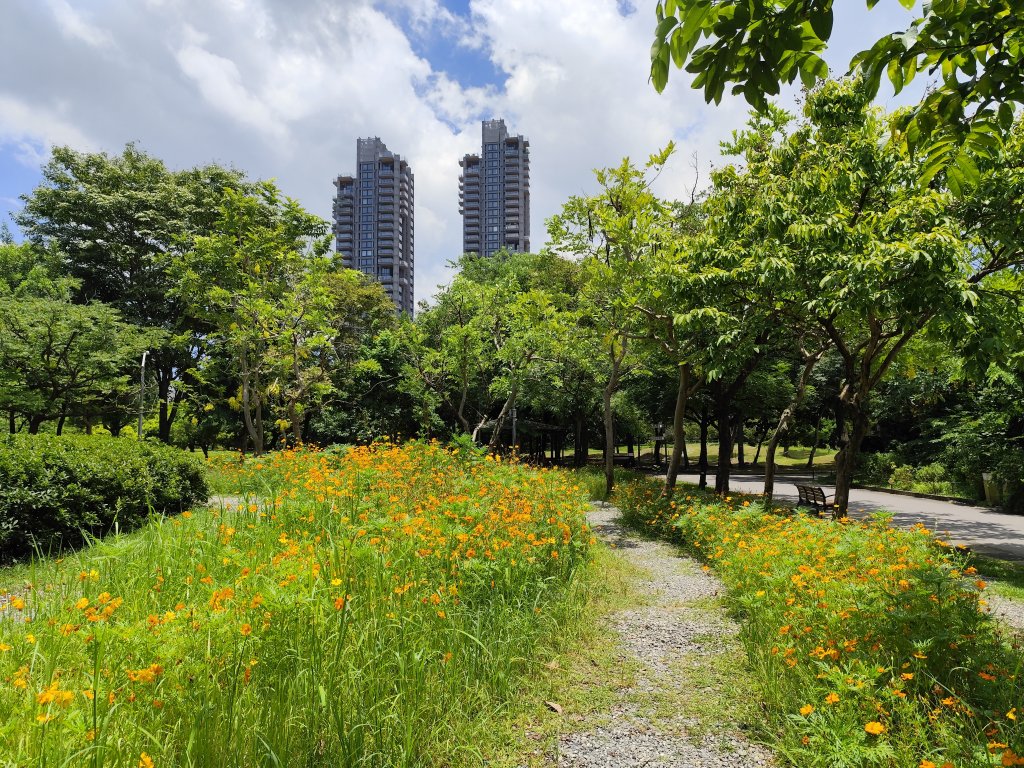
[970,553,1024,603]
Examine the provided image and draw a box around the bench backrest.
[795,484,827,504]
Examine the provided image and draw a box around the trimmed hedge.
[0,434,208,560]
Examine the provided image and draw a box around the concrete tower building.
[333,137,414,315]
[458,119,530,257]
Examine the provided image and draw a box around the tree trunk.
[698,414,709,489]
[28,416,44,434]
[806,416,822,469]
[764,354,821,507]
[290,400,303,445]
[833,406,870,517]
[240,362,264,456]
[573,414,587,468]
[488,384,517,452]
[455,382,471,435]
[603,381,616,498]
[735,419,745,468]
[8,411,15,434]
[602,339,627,498]
[714,393,733,495]
[156,365,174,443]
[56,411,66,435]
[752,432,766,465]
[664,364,690,496]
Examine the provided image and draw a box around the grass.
[969,554,1024,603]
[568,443,837,469]
[0,442,594,767]
[483,543,648,766]
[614,477,1024,768]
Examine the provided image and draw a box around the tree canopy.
[649,0,1023,188]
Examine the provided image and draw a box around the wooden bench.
[794,484,835,518]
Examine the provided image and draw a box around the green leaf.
[651,56,669,92]
[997,102,1015,131]
[887,58,905,94]
[808,6,833,41]
[655,15,679,41]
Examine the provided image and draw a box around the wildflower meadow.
[615,478,1024,768]
[0,442,592,766]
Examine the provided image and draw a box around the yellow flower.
[800,704,814,716]
[1008,708,1017,721]
[824,693,840,705]
[240,623,252,636]
[864,721,886,736]
[139,752,155,768]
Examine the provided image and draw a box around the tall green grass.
[0,442,592,767]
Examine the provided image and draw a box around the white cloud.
[0,95,96,163]
[0,0,920,304]
[175,43,288,139]
[45,0,115,49]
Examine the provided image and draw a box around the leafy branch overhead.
[649,0,1023,189]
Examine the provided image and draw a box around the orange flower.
[139,753,155,768]
[824,693,839,705]
[864,721,886,736]
[240,623,252,636]
[799,704,814,716]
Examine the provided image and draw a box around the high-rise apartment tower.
[333,138,414,314]
[458,119,530,257]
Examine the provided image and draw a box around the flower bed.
[615,478,1023,768]
[0,442,592,765]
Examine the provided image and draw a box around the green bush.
[0,434,208,560]
[856,451,898,485]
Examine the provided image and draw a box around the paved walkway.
[673,471,1024,563]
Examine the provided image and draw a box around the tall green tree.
[16,144,247,441]
[548,148,673,495]
[0,296,153,434]
[172,183,332,454]
[702,80,1020,514]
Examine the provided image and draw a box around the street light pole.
[138,350,149,439]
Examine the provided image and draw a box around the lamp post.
[138,350,149,440]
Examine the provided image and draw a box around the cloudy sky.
[0,0,918,304]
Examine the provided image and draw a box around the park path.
[675,471,1024,563]
[553,502,775,767]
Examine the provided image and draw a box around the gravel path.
[554,503,775,767]
[987,595,1024,633]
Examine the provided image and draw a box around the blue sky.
[0,0,920,296]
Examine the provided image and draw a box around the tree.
[0,241,154,434]
[649,0,1023,188]
[548,148,673,496]
[409,275,490,435]
[0,297,153,434]
[700,80,1023,514]
[17,144,247,441]
[172,183,332,454]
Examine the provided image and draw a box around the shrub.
[856,451,898,486]
[0,434,208,560]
